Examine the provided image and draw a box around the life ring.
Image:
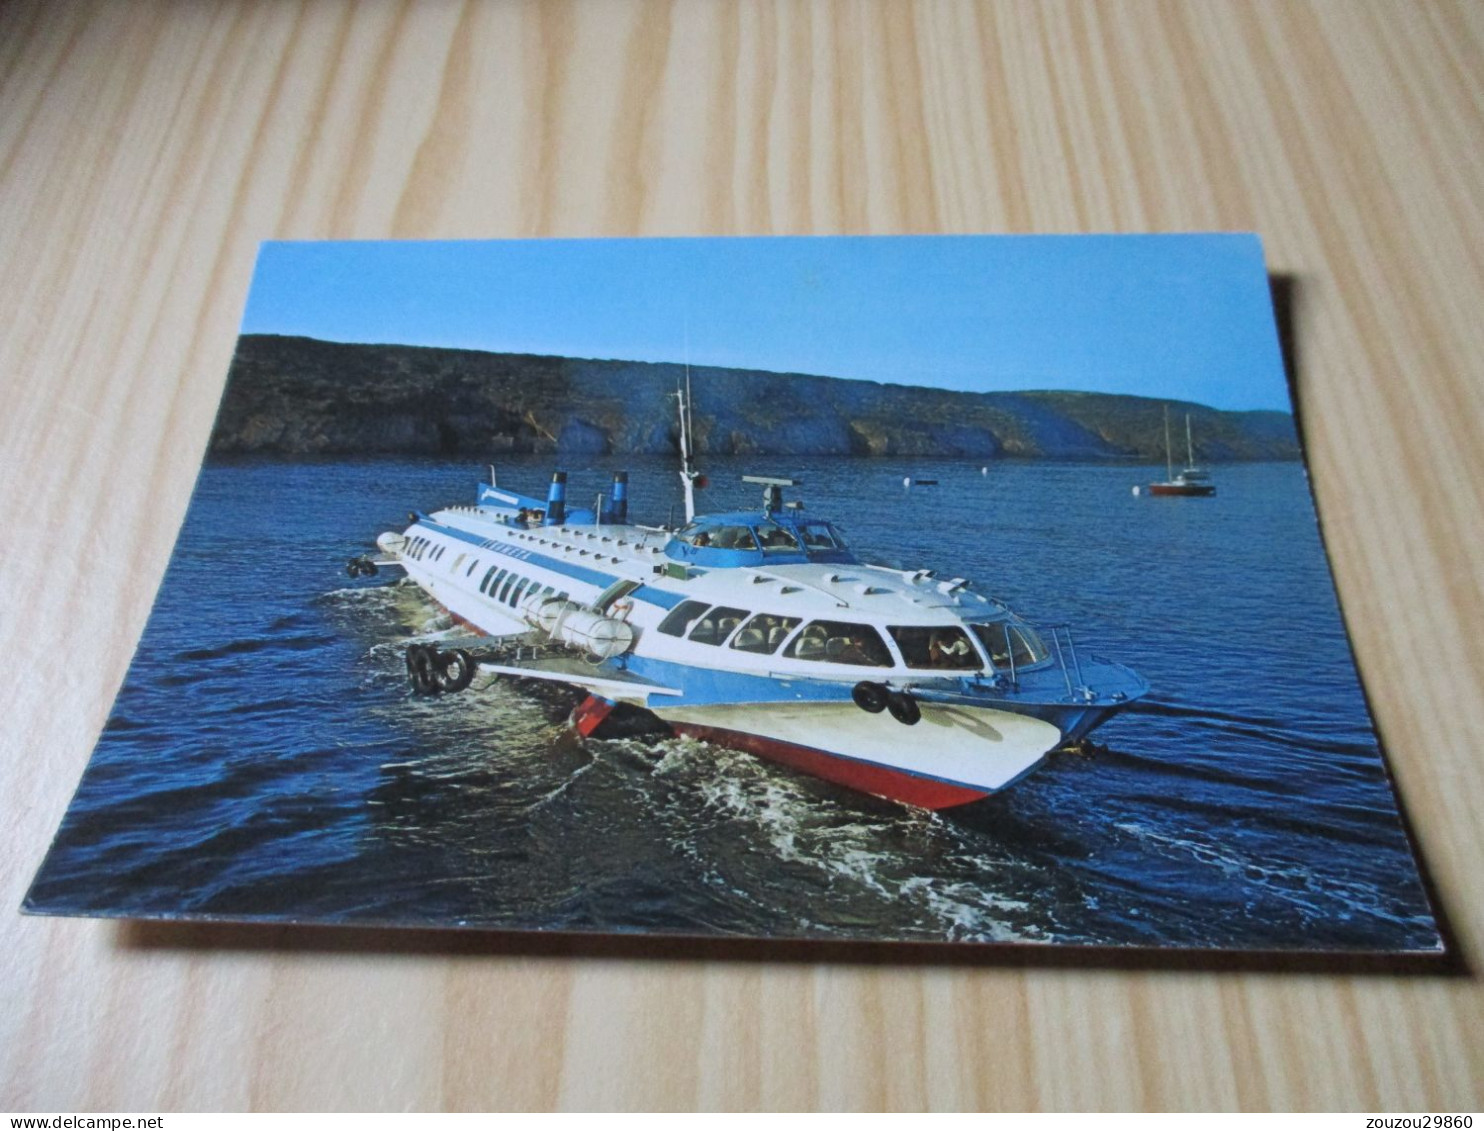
[435,648,475,693]
[851,681,889,713]
[887,690,921,726]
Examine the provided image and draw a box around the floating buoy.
[1131,485,1142,497]
[903,477,911,488]
[980,467,988,476]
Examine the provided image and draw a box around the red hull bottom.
[669,722,989,810]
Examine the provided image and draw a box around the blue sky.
[241,235,1290,412]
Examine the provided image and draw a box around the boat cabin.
[664,511,856,568]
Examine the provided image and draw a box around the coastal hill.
[211,334,1300,462]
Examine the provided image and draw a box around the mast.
[674,368,698,522]
[1164,404,1173,482]
[1185,414,1195,468]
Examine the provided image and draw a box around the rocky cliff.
[210,334,1299,462]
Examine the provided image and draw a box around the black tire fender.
[887,690,921,726]
[851,681,889,713]
[436,648,475,693]
[407,644,440,694]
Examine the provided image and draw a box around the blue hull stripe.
[620,654,854,707]
[630,585,685,610]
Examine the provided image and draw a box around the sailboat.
[1147,406,1216,497]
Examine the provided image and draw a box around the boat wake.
[613,735,1054,943]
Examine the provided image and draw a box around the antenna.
[743,475,799,514]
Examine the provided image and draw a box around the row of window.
[477,560,569,612]
[655,600,1048,671]
[405,534,446,563]
[672,520,847,553]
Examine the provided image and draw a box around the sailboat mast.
[1185,414,1194,468]
[1164,405,1173,482]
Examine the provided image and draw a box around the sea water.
[26,455,1439,949]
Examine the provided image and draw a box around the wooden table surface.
[3,0,1482,1112]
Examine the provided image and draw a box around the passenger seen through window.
[888,626,982,670]
[783,620,893,667]
[755,521,801,551]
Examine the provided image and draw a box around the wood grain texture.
[2,0,1482,1111]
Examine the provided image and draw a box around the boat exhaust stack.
[611,471,629,524]
[544,471,567,526]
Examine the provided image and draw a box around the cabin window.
[783,621,893,667]
[688,606,750,646]
[480,566,500,594]
[451,553,466,574]
[496,574,517,603]
[467,559,481,577]
[755,522,801,552]
[730,614,802,654]
[713,526,759,551]
[658,600,711,637]
[888,626,983,671]
[801,523,847,551]
[968,622,1049,669]
[509,578,531,607]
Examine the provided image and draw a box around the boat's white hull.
[653,700,1061,809]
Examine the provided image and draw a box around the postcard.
[25,235,1441,952]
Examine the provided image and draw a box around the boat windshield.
[800,522,848,551]
[968,621,1050,669]
[888,625,983,671]
[755,520,801,552]
[673,523,759,550]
